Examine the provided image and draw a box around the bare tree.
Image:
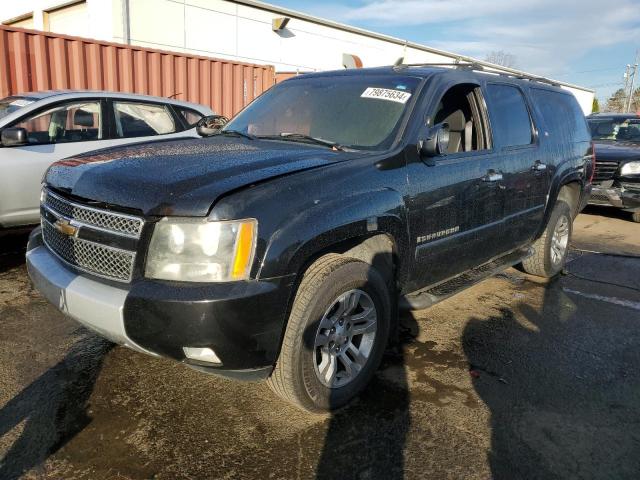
[605,88,640,113]
[606,89,627,113]
[485,50,518,68]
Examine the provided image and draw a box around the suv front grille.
[44,189,143,237]
[593,161,619,183]
[41,189,143,283]
[42,220,136,282]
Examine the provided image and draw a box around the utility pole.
[625,51,639,113]
[623,64,631,111]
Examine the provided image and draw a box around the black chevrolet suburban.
[27,65,593,412]
[586,113,640,222]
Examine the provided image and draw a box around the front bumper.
[26,228,295,380]
[589,183,640,211]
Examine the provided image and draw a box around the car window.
[176,107,204,128]
[588,118,640,141]
[531,88,590,143]
[485,84,533,147]
[431,83,490,154]
[113,101,176,138]
[11,101,102,145]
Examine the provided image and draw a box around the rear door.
[406,80,508,290]
[484,83,546,250]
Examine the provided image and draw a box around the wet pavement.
[1,209,639,480]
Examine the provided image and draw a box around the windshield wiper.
[258,133,345,151]
[217,129,256,140]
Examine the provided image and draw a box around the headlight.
[146,218,257,282]
[620,161,640,176]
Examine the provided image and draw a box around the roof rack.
[393,60,483,69]
[393,60,561,87]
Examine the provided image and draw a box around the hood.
[593,140,640,163]
[45,136,348,216]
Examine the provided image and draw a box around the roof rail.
[393,61,483,70]
[393,61,561,87]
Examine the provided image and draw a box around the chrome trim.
[44,188,144,238]
[41,217,136,283]
[42,203,136,240]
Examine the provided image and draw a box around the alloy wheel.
[313,289,378,388]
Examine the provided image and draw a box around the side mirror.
[419,122,450,158]
[196,115,229,137]
[1,127,28,147]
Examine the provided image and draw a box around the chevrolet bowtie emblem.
[54,218,78,237]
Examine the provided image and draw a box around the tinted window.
[486,84,533,147]
[532,88,590,142]
[113,102,176,138]
[176,107,204,127]
[225,75,421,150]
[11,101,102,145]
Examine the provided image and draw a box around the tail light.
[589,142,596,183]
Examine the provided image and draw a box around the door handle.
[482,171,503,182]
[532,161,547,172]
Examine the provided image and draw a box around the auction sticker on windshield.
[361,87,412,104]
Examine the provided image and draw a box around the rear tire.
[267,254,391,413]
[521,200,572,278]
[631,212,640,223]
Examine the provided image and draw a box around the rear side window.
[485,84,533,147]
[113,101,176,138]
[176,107,204,128]
[532,88,590,143]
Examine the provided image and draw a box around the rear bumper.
[589,184,640,211]
[27,227,295,380]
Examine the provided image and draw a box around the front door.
[406,82,507,292]
[0,100,110,227]
[0,99,196,228]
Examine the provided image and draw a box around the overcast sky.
[274,0,640,103]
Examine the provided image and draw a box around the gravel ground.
[1,207,639,480]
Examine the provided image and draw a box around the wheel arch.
[537,173,584,239]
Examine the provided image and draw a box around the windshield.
[588,117,640,142]
[0,96,35,121]
[224,74,421,150]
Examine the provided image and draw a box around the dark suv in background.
[587,113,640,222]
[27,65,593,412]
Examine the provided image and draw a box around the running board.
[399,247,531,311]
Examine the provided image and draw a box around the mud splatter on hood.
[45,136,351,216]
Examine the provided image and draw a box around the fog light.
[183,347,221,364]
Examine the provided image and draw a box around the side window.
[485,84,533,147]
[12,101,102,145]
[531,88,590,142]
[113,102,176,138]
[432,83,489,154]
[176,107,204,128]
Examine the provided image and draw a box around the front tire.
[267,254,391,413]
[521,200,572,278]
[631,211,640,223]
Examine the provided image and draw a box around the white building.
[1,0,595,113]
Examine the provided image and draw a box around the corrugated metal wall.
[0,25,275,118]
